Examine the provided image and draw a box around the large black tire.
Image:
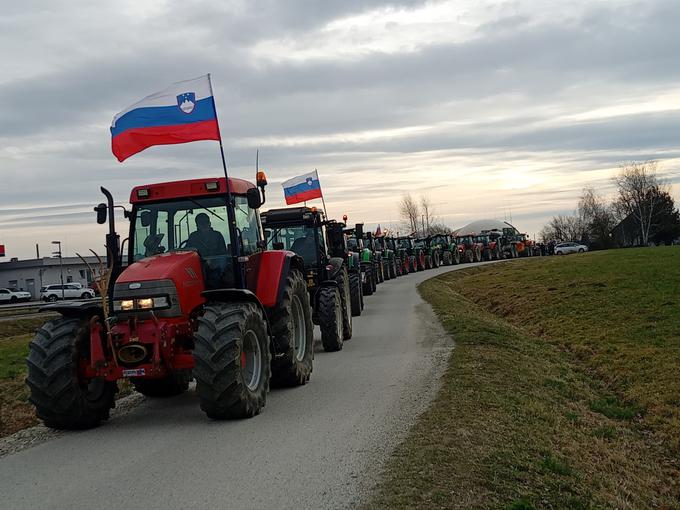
[362,267,374,296]
[442,251,451,266]
[336,269,353,340]
[452,249,461,265]
[269,271,314,387]
[483,248,492,261]
[378,261,385,283]
[465,249,474,263]
[132,370,191,397]
[318,286,343,352]
[433,251,440,268]
[26,316,117,430]
[194,302,271,419]
[349,272,362,317]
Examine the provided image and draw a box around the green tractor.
[430,233,460,265]
[395,236,425,273]
[374,235,399,280]
[346,224,381,296]
[414,238,435,270]
[325,219,364,317]
[262,207,354,352]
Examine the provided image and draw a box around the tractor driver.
[186,213,227,258]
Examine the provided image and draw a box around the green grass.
[365,247,680,509]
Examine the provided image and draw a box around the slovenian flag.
[110,75,220,162]
[282,170,323,205]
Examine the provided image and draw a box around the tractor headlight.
[118,299,135,311]
[113,296,170,312]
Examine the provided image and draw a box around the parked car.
[40,284,95,302]
[0,288,32,303]
[554,242,588,255]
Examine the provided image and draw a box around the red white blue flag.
[111,75,220,162]
[282,170,323,205]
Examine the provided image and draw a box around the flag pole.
[317,169,329,218]
[207,73,243,287]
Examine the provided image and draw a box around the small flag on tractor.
[110,75,220,162]
[0,244,5,257]
[281,170,323,205]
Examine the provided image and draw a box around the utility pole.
[52,241,64,300]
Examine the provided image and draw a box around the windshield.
[347,237,359,250]
[398,238,411,249]
[266,225,323,266]
[130,195,261,287]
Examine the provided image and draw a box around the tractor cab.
[126,178,263,291]
[261,206,330,276]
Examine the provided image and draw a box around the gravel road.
[0,262,490,509]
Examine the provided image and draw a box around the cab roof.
[130,177,255,204]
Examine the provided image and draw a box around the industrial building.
[0,256,100,300]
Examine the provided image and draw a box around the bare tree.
[399,193,420,235]
[420,195,433,235]
[613,161,668,246]
[578,187,616,249]
[426,222,452,235]
[540,214,586,242]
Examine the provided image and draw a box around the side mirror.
[95,203,107,225]
[247,187,263,209]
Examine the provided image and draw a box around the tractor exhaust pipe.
[117,344,148,365]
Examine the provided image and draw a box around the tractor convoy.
[24,174,534,430]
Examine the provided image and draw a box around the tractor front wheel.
[26,316,117,430]
[318,286,344,352]
[433,251,441,268]
[132,371,191,397]
[349,272,362,317]
[194,302,271,419]
[269,271,314,387]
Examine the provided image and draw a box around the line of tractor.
[23,173,538,431]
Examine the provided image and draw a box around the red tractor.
[455,234,482,263]
[26,175,315,429]
[473,233,502,261]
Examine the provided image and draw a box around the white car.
[41,284,95,302]
[0,288,33,303]
[555,242,588,255]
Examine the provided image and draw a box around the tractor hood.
[114,251,206,316]
[117,251,203,284]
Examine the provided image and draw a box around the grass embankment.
[368,247,680,509]
[0,318,46,436]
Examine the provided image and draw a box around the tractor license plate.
[122,368,145,377]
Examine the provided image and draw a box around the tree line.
[540,161,680,248]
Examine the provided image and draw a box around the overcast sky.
[1,0,679,259]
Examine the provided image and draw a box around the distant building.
[0,256,99,300]
[455,219,520,235]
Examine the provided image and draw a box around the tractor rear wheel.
[349,272,362,317]
[453,250,461,265]
[318,286,343,352]
[194,302,270,419]
[442,251,451,265]
[336,268,352,340]
[433,251,441,268]
[363,267,374,296]
[132,370,191,397]
[269,271,314,387]
[26,316,117,430]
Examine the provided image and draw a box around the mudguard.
[247,250,305,308]
[40,300,103,317]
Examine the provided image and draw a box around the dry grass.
[366,247,680,509]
